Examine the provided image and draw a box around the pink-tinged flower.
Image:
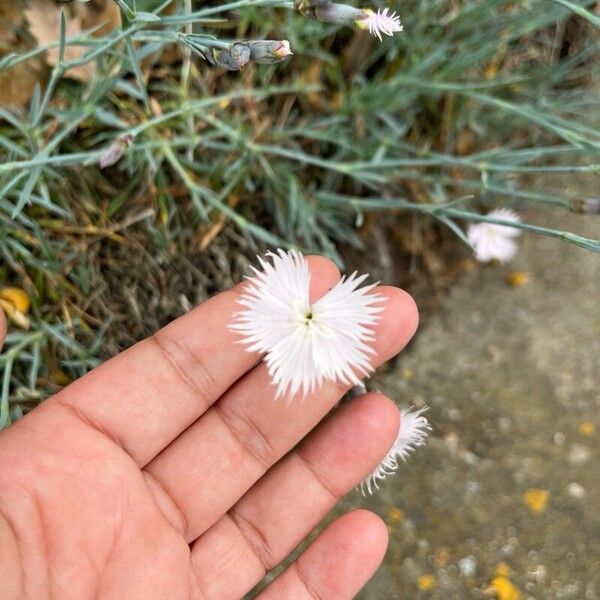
[274,40,293,59]
[245,40,293,64]
[356,8,403,41]
[362,406,430,494]
[467,208,522,263]
[230,249,384,399]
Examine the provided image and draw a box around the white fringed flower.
[357,8,403,41]
[230,249,384,399]
[467,208,522,263]
[361,406,431,494]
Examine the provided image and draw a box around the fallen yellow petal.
[0,287,31,313]
[523,488,549,514]
[489,575,521,600]
[505,271,530,287]
[578,421,595,437]
[417,575,436,591]
[0,288,31,330]
[388,507,404,524]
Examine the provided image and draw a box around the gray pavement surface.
[346,210,600,599]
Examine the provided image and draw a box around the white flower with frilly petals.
[231,250,384,399]
[359,8,403,41]
[467,208,522,263]
[361,406,431,494]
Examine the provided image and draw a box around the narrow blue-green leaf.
[134,11,162,22]
[58,10,67,65]
[548,0,600,26]
[12,167,42,219]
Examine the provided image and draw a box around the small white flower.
[358,8,403,41]
[361,406,430,494]
[467,208,522,263]
[230,249,384,399]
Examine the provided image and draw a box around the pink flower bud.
[99,133,134,169]
[245,40,293,64]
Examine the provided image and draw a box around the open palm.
[0,256,418,599]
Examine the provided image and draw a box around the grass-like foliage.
[0,0,598,425]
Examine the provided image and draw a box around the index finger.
[42,257,341,466]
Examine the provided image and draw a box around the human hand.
[0,257,418,599]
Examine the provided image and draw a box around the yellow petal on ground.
[0,301,30,329]
[388,507,404,524]
[0,287,31,313]
[523,488,549,514]
[489,576,521,600]
[578,421,595,436]
[0,287,32,329]
[505,271,530,287]
[417,575,436,591]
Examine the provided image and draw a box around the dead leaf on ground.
[0,3,23,43]
[0,59,47,109]
[25,0,120,82]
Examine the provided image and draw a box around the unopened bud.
[208,43,250,71]
[245,40,293,64]
[99,133,134,169]
[313,2,366,25]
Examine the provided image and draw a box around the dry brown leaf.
[25,0,120,82]
[0,2,23,43]
[0,61,43,108]
[26,0,93,81]
[0,2,46,108]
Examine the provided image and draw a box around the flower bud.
[99,133,134,169]
[313,2,366,25]
[208,43,250,71]
[245,40,293,64]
